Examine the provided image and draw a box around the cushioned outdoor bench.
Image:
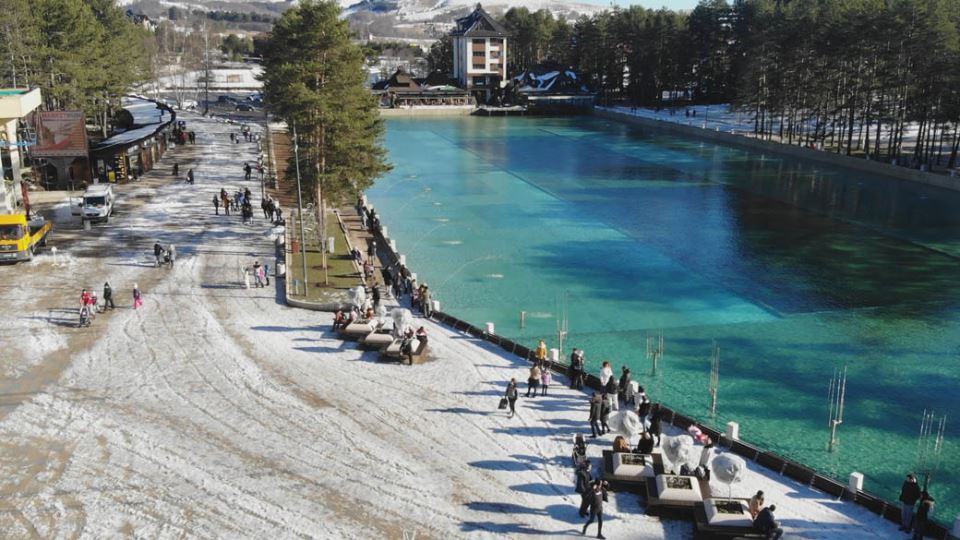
[601,450,664,494]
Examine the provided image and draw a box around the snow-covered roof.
[451,5,508,37]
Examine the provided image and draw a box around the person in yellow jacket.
[535,339,547,364]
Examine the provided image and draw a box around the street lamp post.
[292,122,309,295]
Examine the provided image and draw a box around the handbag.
[498,397,508,410]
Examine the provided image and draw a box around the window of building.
[472,39,485,46]
[490,63,501,71]
[473,50,486,57]
[472,63,486,70]
[489,51,500,58]
[472,76,487,86]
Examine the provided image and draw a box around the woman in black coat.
[649,405,662,446]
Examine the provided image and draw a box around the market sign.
[33,111,88,157]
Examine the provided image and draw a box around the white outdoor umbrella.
[662,434,696,472]
[391,308,414,337]
[711,453,747,500]
[349,286,366,309]
[606,410,642,438]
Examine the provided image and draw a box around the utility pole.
[709,341,720,417]
[556,291,568,358]
[292,122,309,295]
[202,18,210,116]
[916,410,946,491]
[827,366,847,451]
[646,330,664,375]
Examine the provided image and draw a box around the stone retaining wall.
[594,108,960,193]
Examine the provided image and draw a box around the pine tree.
[261,0,390,284]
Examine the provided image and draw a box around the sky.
[576,0,700,8]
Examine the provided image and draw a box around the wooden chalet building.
[451,5,508,102]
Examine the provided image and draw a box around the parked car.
[235,103,256,112]
[217,95,238,104]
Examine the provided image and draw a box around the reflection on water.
[369,116,960,523]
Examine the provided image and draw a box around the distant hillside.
[124,0,603,39]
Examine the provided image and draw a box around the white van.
[77,184,115,222]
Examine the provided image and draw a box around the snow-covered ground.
[600,104,955,169]
[0,113,906,538]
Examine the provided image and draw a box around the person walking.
[649,404,662,446]
[168,244,176,268]
[421,286,433,317]
[526,364,541,398]
[535,339,547,365]
[604,376,619,411]
[244,162,252,180]
[540,367,551,396]
[102,282,115,310]
[599,361,613,387]
[253,261,264,288]
[569,348,582,389]
[172,163,179,177]
[912,492,935,540]
[153,242,163,267]
[589,392,603,438]
[213,194,220,215]
[599,393,611,434]
[899,474,921,531]
[618,366,633,406]
[505,378,519,418]
[748,491,765,520]
[371,285,381,309]
[581,480,608,539]
[575,459,593,496]
[132,283,143,310]
[753,505,783,540]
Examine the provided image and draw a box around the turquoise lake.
[367,115,960,523]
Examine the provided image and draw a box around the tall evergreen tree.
[261,0,390,284]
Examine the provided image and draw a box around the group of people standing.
[78,282,138,326]
[748,491,784,539]
[153,242,177,268]
[242,260,270,289]
[229,124,256,144]
[900,474,936,540]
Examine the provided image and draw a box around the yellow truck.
[0,212,52,262]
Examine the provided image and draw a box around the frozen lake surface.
[369,115,960,522]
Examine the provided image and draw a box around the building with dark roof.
[451,4,508,101]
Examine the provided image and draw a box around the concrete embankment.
[594,108,960,193]
[378,106,475,117]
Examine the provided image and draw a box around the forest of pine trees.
[490,0,960,168]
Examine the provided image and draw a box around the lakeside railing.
[360,200,954,539]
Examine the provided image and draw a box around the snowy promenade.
[0,113,905,538]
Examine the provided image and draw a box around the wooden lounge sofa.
[601,450,664,494]
[645,474,712,519]
[339,320,378,341]
[360,328,395,350]
[694,499,764,540]
[380,338,428,364]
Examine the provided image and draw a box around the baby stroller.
[571,433,588,467]
[78,304,92,328]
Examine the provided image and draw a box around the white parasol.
[348,286,366,309]
[606,410,642,438]
[711,453,746,499]
[662,434,696,471]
